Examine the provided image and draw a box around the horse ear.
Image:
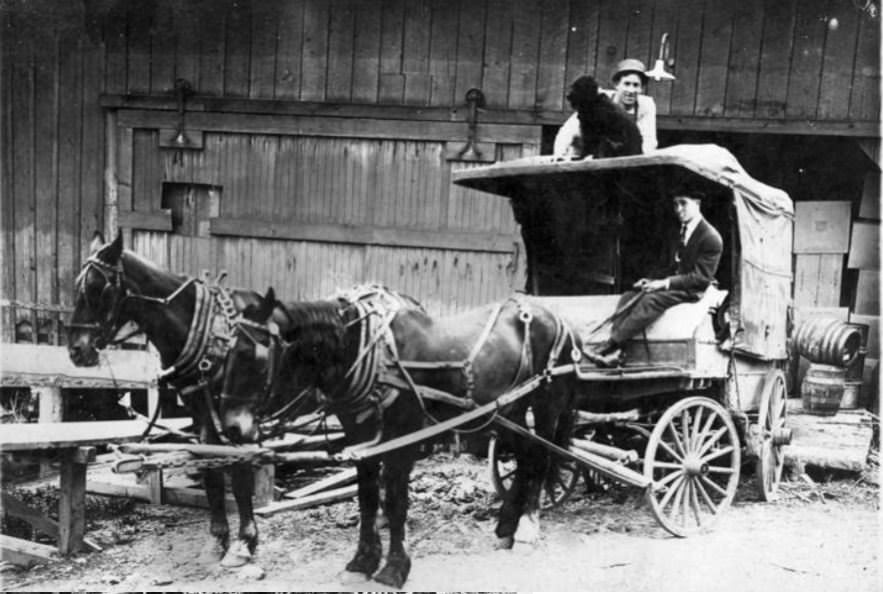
[101,229,124,263]
[88,231,105,255]
[258,287,277,321]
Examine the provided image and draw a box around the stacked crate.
[847,173,880,411]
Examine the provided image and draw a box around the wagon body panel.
[535,287,729,380]
[453,143,794,362]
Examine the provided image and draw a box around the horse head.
[220,288,349,442]
[68,230,127,366]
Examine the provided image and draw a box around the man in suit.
[584,190,723,367]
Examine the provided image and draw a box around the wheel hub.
[683,455,708,476]
[772,427,793,446]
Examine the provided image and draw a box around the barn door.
[112,110,540,315]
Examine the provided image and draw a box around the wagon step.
[493,416,653,490]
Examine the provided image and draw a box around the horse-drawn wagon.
[453,143,795,536]
[67,143,795,587]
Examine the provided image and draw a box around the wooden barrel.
[801,363,847,416]
[841,380,862,409]
[793,316,862,367]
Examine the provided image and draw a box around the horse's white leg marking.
[514,509,540,543]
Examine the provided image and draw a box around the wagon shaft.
[494,415,652,490]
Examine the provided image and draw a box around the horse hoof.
[199,537,227,564]
[495,536,514,550]
[514,511,540,543]
[345,541,382,576]
[373,554,411,588]
[220,540,253,568]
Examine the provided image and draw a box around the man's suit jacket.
[666,217,723,297]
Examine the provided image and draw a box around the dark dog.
[566,75,642,158]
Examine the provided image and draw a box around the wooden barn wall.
[1,0,880,334]
[124,129,528,316]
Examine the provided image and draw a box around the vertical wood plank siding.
[1,0,879,326]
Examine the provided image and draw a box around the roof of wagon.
[452,143,793,216]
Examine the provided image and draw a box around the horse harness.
[72,254,241,439]
[329,289,577,424]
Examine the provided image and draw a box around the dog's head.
[566,75,602,112]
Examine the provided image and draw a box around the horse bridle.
[223,316,295,419]
[69,254,195,347]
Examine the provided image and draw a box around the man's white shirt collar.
[682,216,702,244]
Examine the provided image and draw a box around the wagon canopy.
[452,144,794,360]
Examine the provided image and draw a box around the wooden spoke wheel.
[643,397,741,537]
[487,434,580,509]
[756,369,790,502]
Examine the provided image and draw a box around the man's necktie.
[680,223,687,245]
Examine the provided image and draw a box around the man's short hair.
[672,191,705,202]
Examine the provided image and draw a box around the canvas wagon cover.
[453,144,794,360]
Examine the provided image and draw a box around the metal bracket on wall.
[446,88,494,163]
[159,78,204,155]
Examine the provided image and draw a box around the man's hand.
[633,278,667,292]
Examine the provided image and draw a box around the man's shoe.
[582,347,624,368]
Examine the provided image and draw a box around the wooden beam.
[282,468,357,500]
[656,115,878,138]
[117,109,541,144]
[256,484,357,517]
[101,94,880,137]
[0,343,160,390]
[118,209,173,232]
[1,418,191,452]
[0,534,57,567]
[253,464,275,508]
[1,492,60,539]
[209,217,518,254]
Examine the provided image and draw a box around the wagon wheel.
[487,434,580,509]
[756,369,790,502]
[643,397,741,537]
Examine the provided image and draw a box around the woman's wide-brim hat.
[612,59,648,85]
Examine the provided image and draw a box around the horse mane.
[273,300,350,388]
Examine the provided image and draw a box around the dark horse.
[219,285,579,587]
[67,231,292,567]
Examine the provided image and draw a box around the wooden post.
[136,468,164,504]
[104,109,119,240]
[253,463,275,508]
[36,385,63,477]
[36,386,64,423]
[58,446,94,555]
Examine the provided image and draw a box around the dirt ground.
[2,453,880,592]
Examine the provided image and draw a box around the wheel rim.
[542,456,580,508]
[756,370,788,502]
[644,397,741,537]
[488,435,580,509]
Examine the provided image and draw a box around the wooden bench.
[0,418,190,565]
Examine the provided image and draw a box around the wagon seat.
[537,286,728,374]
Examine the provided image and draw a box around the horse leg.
[512,441,545,544]
[344,459,383,575]
[199,468,230,563]
[220,463,257,567]
[515,387,575,544]
[373,449,414,588]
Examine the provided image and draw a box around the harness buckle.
[198,358,213,373]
